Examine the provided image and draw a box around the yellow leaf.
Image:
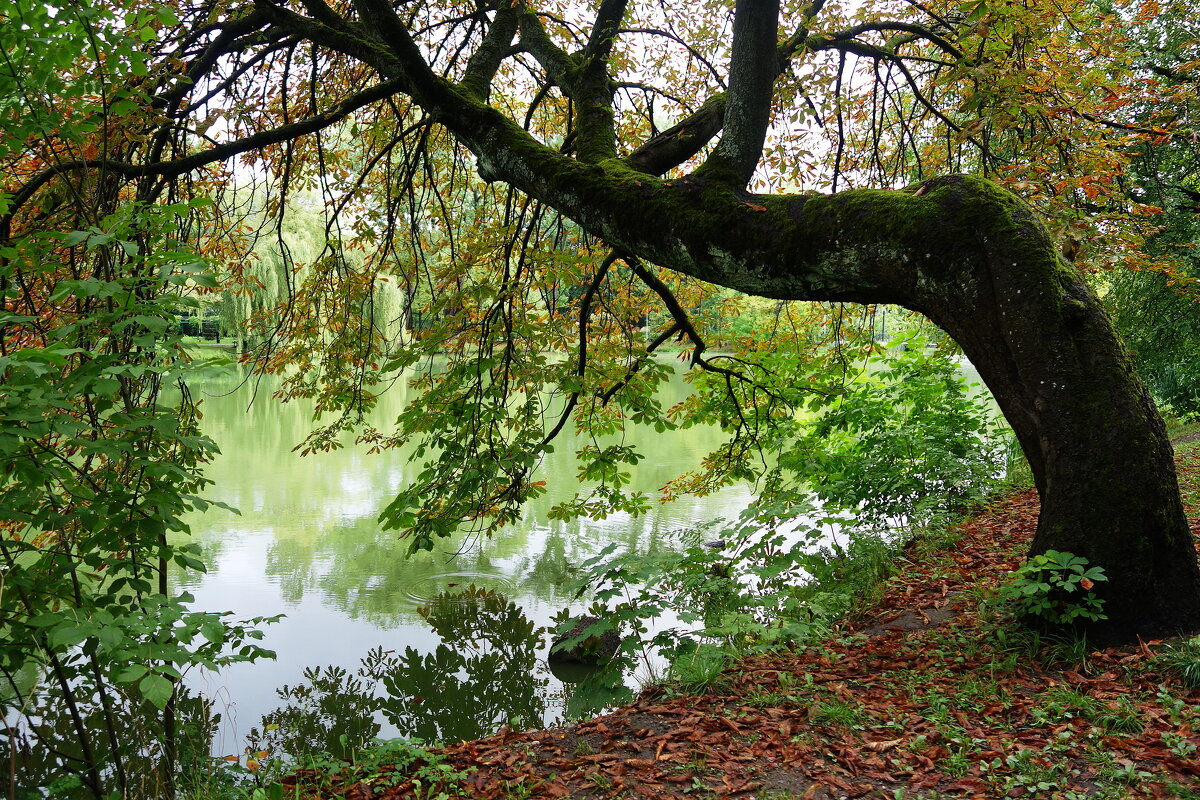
[865,738,904,752]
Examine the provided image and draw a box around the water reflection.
[180,359,753,747]
[253,587,577,755]
[10,588,598,796]
[382,587,547,741]
[7,675,221,799]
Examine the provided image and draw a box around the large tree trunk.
[897,178,1200,641]
[473,159,1200,641]
[256,7,1200,639]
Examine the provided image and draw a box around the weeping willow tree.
[4,0,1200,645]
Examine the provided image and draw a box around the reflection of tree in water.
[254,661,383,762]
[380,586,547,742]
[6,675,220,800]
[256,587,549,758]
[181,365,744,626]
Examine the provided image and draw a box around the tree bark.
[893,178,1200,642]
[458,150,1200,641]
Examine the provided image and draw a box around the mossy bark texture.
[485,158,1200,642]
[270,10,1200,641]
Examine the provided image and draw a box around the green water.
[179,359,754,754]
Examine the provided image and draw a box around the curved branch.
[825,21,967,61]
[515,5,578,90]
[540,251,619,447]
[150,9,275,135]
[1,79,406,232]
[254,0,444,111]
[624,258,781,398]
[458,5,520,100]
[529,10,588,48]
[596,321,681,405]
[777,0,828,65]
[619,0,824,177]
[615,81,695,110]
[890,57,978,151]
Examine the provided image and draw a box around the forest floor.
[286,444,1200,800]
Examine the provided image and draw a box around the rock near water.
[547,615,622,665]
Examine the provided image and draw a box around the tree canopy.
[4,0,1200,645]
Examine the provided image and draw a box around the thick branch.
[583,0,628,64]
[515,6,578,89]
[572,0,627,161]
[329,0,446,101]
[699,0,780,186]
[622,0,827,176]
[626,94,727,175]
[458,6,520,100]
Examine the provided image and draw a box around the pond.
[8,345,999,796]
[177,357,757,759]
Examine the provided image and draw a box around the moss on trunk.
[437,91,1200,641]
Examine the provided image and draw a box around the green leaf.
[115,664,148,683]
[174,552,207,572]
[139,673,174,709]
[95,625,123,651]
[48,624,92,649]
[199,620,225,644]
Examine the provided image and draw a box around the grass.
[1158,634,1200,688]
[806,697,872,729]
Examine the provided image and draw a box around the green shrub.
[781,332,1006,530]
[997,550,1107,627]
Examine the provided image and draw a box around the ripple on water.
[403,570,515,605]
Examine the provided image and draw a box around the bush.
[780,332,1006,530]
[996,550,1108,627]
[1158,635,1200,689]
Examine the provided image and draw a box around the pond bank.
[282,448,1200,800]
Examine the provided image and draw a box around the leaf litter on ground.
[286,448,1200,800]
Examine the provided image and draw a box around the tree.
[3,0,1199,644]
[0,5,281,796]
[1106,0,1200,415]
